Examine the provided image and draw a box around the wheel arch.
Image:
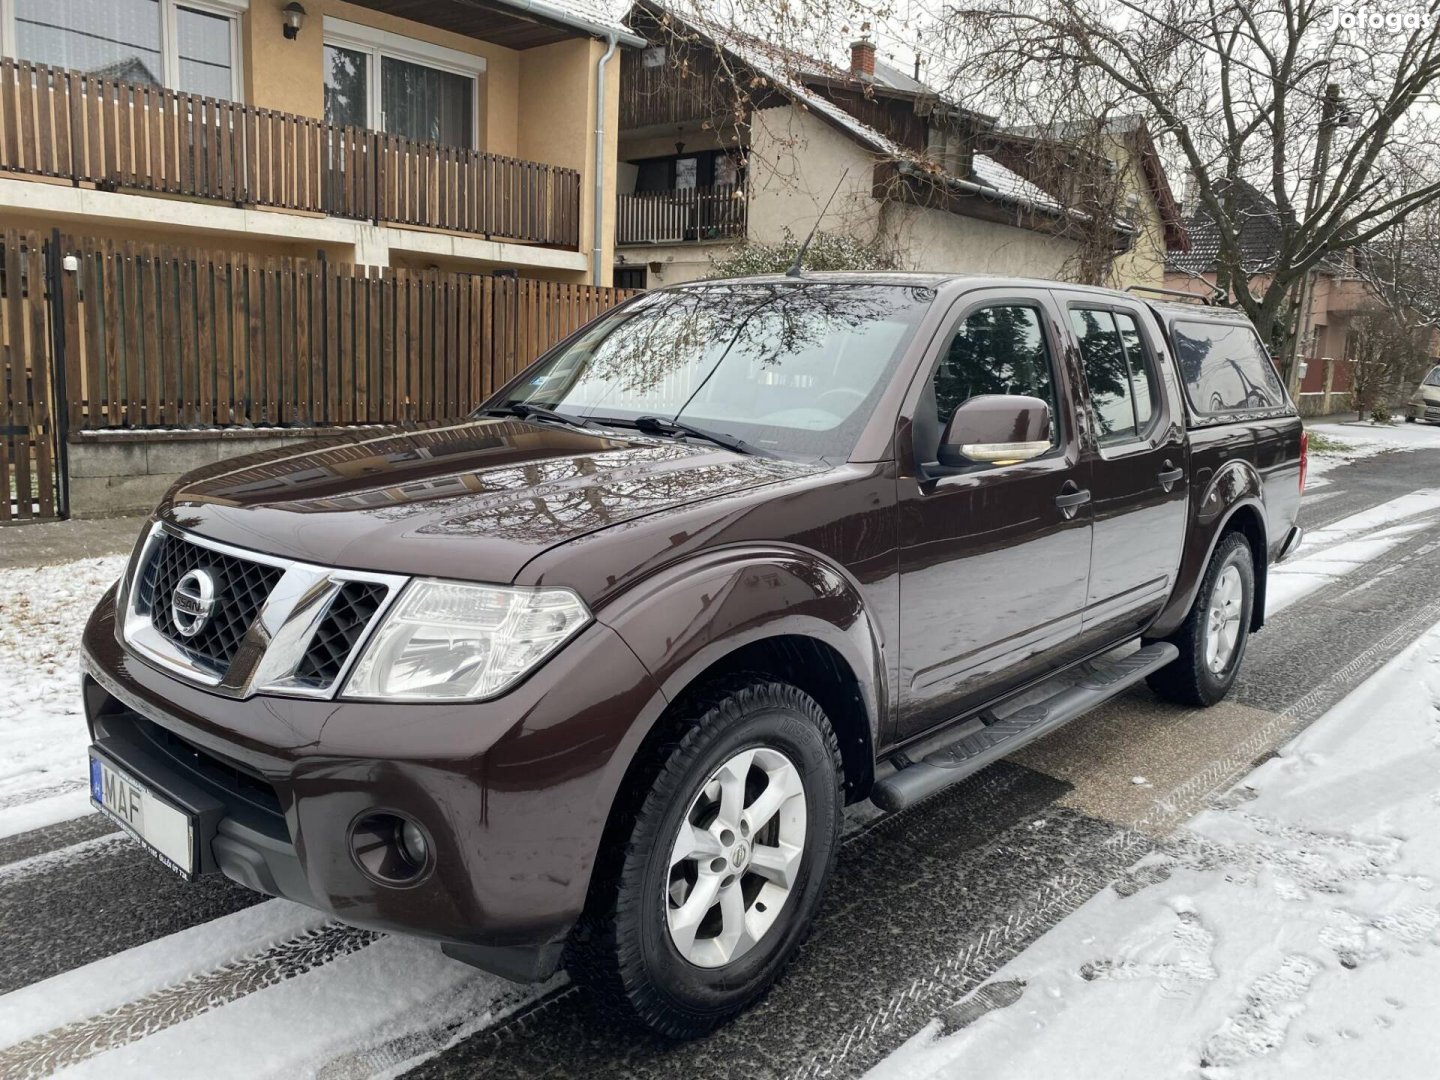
[1149,456,1270,640]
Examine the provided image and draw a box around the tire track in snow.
[0,923,379,1079]
[786,589,1440,1079]
[0,778,85,813]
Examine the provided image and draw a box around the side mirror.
[937,394,1052,468]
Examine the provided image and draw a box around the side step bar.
[870,642,1179,813]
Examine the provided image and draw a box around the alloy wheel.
[665,746,807,968]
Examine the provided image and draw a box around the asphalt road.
[3,444,1440,1079]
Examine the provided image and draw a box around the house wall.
[244,0,518,157]
[626,103,1083,284]
[1107,138,1169,289]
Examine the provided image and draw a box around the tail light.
[1299,429,1309,494]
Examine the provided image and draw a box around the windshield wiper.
[630,415,770,457]
[484,402,593,430]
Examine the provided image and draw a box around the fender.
[1148,457,1268,639]
[587,543,889,819]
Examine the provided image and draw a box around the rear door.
[1057,293,1188,641]
[896,288,1093,739]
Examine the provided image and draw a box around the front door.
[1058,294,1188,641]
[896,290,1094,740]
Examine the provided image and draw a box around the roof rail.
[1124,283,1227,306]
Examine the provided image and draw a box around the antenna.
[786,168,850,278]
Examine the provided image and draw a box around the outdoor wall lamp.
[282,3,307,40]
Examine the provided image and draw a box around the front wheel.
[567,677,843,1038]
[1146,531,1256,707]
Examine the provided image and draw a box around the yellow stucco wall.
[516,37,619,285]
[244,0,519,158]
[239,1,618,282]
[1106,138,1170,289]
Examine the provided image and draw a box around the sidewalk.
[869,617,1440,1080]
[0,516,146,571]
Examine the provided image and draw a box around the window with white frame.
[323,18,483,149]
[2,0,245,100]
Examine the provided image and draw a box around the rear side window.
[1070,308,1158,445]
[1172,321,1286,414]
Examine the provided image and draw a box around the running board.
[871,642,1179,813]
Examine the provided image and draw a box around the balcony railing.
[617,183,747,245]
[0,58,580,248]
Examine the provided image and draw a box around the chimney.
[850,24,876,79]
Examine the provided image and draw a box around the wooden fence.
[61,238,637,431]
[617,184,748,245]
[0,231,60,521]
[0,58,580,247]
[0,228,637,520]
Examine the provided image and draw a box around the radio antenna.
[786,168,850,278]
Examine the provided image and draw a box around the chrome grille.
[139,533,283,674]
[121,524,407,699]
[293,581,389,688]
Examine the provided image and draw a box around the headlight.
[343,579,591,701]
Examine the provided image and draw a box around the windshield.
[491,282,936,461]
[1425,366,1440,387]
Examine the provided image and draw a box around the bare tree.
[926,0,1440,374]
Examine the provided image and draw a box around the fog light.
[350,811,432,885]
[399,819,428,866]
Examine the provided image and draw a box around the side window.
[1115,312,1155,429]
[924,304,1060,458]
[1172,321,1286,413]
[1071,309,1138,444]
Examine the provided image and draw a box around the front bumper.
[82,584,663,980]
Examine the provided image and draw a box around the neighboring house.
[0,0,644,284]
[987,115,1188,288]
[612,0,1184,289]
[1164,178,1376,412]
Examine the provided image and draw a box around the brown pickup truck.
[81,273,1305,1037]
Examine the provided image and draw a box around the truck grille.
[123,525,405,698]
[294,580,389,688]
[139,533,283,674]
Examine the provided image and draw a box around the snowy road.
[3,421,1440,1078]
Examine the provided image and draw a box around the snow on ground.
[1304,419,1440,488]
[1266,490,1440,617]
[0,556,125,836]
[868,617,1440,1080]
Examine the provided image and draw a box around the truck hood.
[157,418,819,582]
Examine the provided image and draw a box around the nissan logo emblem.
[171,568,217,638]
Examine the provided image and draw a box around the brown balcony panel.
[617,184,747,245]
[0,58,581,248]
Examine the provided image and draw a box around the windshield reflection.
[493,283,935,461]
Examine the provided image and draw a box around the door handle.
[1158,461,1185,492]
[1055,483,1091,519]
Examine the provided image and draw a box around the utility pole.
[1285,83,1350,394]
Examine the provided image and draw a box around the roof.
[348,0,645,49]
[871,58,929,94]
[1166,178,1284,275]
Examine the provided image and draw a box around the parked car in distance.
[1406,363,1440,423]
[81,273,1305,1038]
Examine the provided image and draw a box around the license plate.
[89,750,196,879]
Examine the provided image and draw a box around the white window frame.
[322,15,485,149]
[0,0,246,100]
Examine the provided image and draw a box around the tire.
[1407,415,1417,423]
[1145,531,1256,707]
[567,676,844,1038]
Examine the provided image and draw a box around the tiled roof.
[1166,178,1283,274]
